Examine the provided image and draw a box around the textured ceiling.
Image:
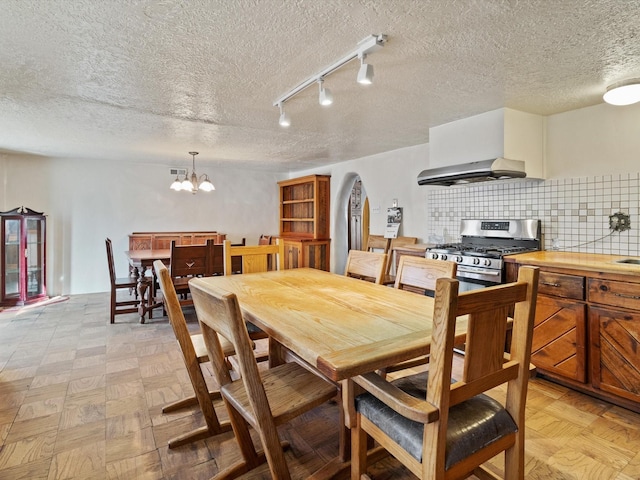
[1,0,639,172]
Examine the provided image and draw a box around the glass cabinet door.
[26,217,45,298]
[1,207,47,307]
[3,218,21,301]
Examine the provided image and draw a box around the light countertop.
[505,250,640,276]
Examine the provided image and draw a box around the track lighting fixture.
[278,102,291,127]
[274,34,386,127]
[318,79,333,106]
[357,53,374,85]
[603,79,640,106]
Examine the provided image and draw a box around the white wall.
[546,102,640,179]
[295,143,430,274]
[0,154,283,295]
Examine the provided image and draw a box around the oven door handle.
[457,266,501,276]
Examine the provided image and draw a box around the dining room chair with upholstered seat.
[344,249,388,284]
[190,283,338,480]
[154,260,235,448]
[105,237,141,324]
[351,266,539,480]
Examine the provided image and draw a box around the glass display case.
[1,206,47,307]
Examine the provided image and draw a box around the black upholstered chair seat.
[355,371,517,470]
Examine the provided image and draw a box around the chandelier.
[170,151,215,194]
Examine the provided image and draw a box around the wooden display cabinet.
[278,174,331,271]
[1,206,47,307]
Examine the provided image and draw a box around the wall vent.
[170,168,187,176]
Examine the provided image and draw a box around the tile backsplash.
[427,173,640,255]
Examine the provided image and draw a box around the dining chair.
[351,266,539,480]
[223,239,285,359]
[380,255,458,376]
[154,260,234,448]
[344,249,388,284]
[190,284,338,480]
[258,234,273,245]
[382,235,419,285]
[105,237,140,324]
[223,238,284,275]
[168,240,210,308]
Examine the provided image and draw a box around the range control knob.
[429,252,438,260]
[455,255,463,263]
[473,257,480,265]
[440,254,448,261]
[484,259,492,266]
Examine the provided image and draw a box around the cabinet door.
[531,294,587,382]
[2,218,22,302]
[590,306,640,403]
[25,217,45,299]
[283,242,301,269]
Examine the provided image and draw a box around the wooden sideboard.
[128,231,226,250]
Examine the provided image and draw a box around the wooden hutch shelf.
[278,174,331,271]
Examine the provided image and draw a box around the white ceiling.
[1,0,639,172]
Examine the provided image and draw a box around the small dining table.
[125,249,170,323]
[189,267,468,478]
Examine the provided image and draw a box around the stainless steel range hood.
[417,158,526,186]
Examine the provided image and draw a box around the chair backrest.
[394,256,457,294]
[208,243,225,276]
[105,238,117,285]
[170,240,209,280]
[422,266,539,476]
[366,234,391,253]
[388,236,418,274]
[154,260,221,428]
[258,235,272,245]
[344,249,388,284]
[223,239,284,275]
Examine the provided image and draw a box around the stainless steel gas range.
[425,219,541,291]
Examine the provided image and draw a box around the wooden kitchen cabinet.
[506,252,640,412]
[278,174,331,271]
[531,294,587,383]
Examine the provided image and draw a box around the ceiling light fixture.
[318,79,333,106]
[603,79,640,106]
[273,34,386,126]
[357,53,374,85]
[278,102,291,127]
[170,151,215,194]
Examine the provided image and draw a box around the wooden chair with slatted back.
[352,266,539,480]
[366,234,391,254]
[381,256,458,375]
[154,260,234,448]
[169,240,210,307]
[105,238,140,324]
[223,239,284,275]
[190,283,338,480]
[344,249,388,284]
[382,235,419,285]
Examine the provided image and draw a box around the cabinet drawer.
[538,271,585,300]
[588,278,640,310]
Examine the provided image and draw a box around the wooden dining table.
[125,249,170,323]
[189,267,469,478]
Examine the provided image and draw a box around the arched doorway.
[334,173,369,274]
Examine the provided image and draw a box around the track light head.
[318,79,333,106]
[278,103,291,127]
[357,54,374,85]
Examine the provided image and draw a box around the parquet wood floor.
[1,292,639,479]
